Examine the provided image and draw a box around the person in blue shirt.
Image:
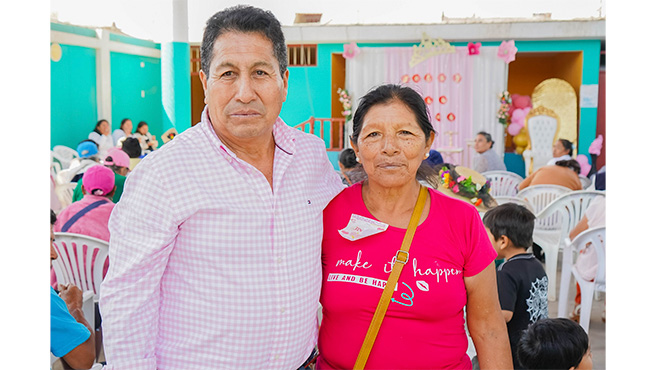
[51,210,96,369]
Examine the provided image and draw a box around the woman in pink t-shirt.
[317,84,512,369]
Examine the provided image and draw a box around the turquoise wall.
[161,42,192,133]
[50,44,98,150]
[110,52,163,137]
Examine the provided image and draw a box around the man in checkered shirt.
[99,5,344,369]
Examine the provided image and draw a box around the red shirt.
[318,184,497,369]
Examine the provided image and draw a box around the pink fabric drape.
[385,47,473,165]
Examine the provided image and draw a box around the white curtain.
[345,46,507,167]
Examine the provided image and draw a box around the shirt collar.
[200,106,296,158]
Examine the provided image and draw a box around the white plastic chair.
[55,182,78,209]
[532,190,606,301]
[522,106,560,177]
[579,175,592,190]
[53,145,79,169]
[557,226,606,333]
[493,196,535,213]
[482,170,524,197]
[51,232,109,304]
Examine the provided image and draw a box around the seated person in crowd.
[52,165,116,289]
[337,148,366,186]
[72,147,131,204]
[568,196,606,323]
[112,118,133,146]
[132,121,158,155]
[546,138,573,166]
[473,131,506,173]
[423,149,444,168]
[88,119,114,160]
[119,136,143,170]
[518,159,583,191]
[51,210,96,369]
[482,203,549,369]
[517,318,593,370]
[57,140,101,184]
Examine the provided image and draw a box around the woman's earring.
[356,157,360,163]
[425,152,430,158]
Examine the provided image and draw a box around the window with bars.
[287,44,317,66]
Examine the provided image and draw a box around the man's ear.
[199,70,208,105]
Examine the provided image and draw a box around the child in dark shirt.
[517,318,593,370]
[483,203,549,369]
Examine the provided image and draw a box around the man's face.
[199,31,289,147]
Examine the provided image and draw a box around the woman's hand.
[464,263,513,369]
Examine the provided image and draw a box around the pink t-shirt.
[317,184,497,370]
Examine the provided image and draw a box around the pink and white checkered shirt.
[99,108,344,370]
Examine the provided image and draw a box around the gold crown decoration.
[409,33,456,68]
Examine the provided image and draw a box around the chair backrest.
[525,106,560,175]
[53,145,79,169]
[535,190,605,237]
[579,175,592,189]
[482,170,524,197]
[493,196,535,213]
[570,226,606,289]
[55,182,77,209]
[516,184,572,229]
[52,232,109,300]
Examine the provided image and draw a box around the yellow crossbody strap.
[353,185,428,370]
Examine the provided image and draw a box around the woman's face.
[138,124,148,135]
[553,140,568,157]
[123,120,133,134]
[474,134,491,153]
[353,99,434,189]
[99,120,110,136]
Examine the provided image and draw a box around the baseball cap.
[77,140,99,158]
[104,147,130,168]
[82,165,115,196]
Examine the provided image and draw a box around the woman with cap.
[88,119,114,159]
[317,84,511,369]
[473,131,506,173]
[71,147,131,204]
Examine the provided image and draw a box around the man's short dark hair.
[201,5,287,77]
[121,137,142,158]
[482,203,535,249]
[517,318,589,370]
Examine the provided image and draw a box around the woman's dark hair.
[559,139,574,156]
[121,137,142,158]
[517,318,589,369]
[94,119,108,135]
[482,203,535,249]
[477,131,494,149]
[135,121,148,134]
[339,148,359,169]
[351,84,435,145]
[120,118,131,129]
[51,209,57,225]
[201,5,287,77]
[555,159,581,175]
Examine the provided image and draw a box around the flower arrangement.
[438,164,493,207]
[337,88,353,121]
[497,91,512,125]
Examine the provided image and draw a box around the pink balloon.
[511,107,530,126]
[507,122,522,136]
[576,154,591,177]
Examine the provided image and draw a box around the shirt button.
[274,354,280,360]
[280,307,286,313]
[277,258,283,264]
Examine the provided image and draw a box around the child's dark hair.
[482,203,535,249]
[517,318,589,370]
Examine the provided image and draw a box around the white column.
[96,29,112,123]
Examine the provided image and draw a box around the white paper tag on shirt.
[338,214,389,241]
